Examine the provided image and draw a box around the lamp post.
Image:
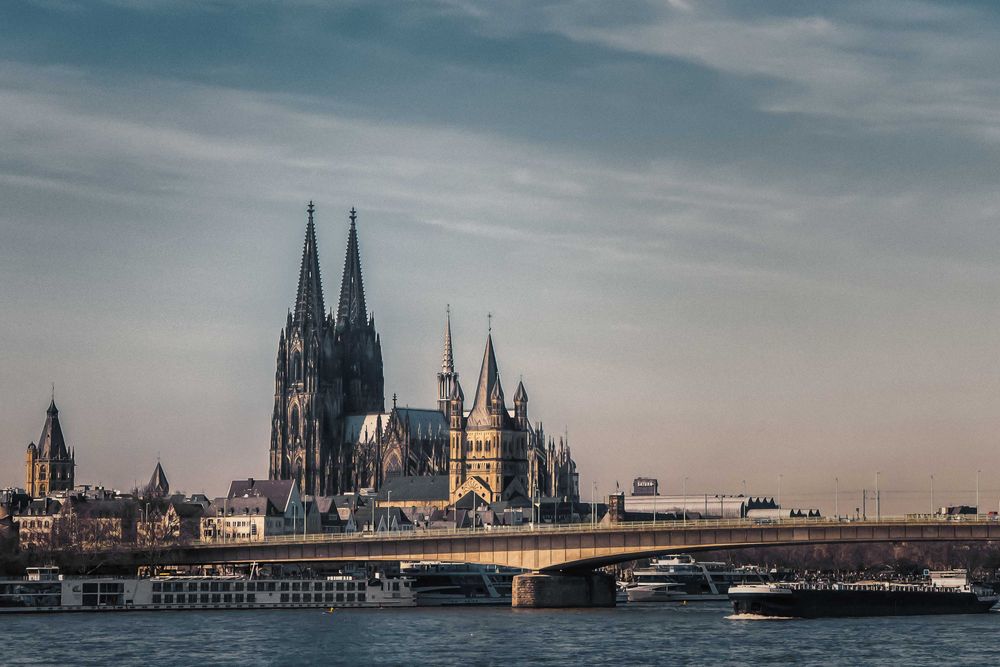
[683,477,689,525]
[778,474,782,507]
[977,470,981,515]
[592,481,597,528]
[930,475,934,516]
[835,478,839,520]
[875,471,880,521]
[387,490,392,532]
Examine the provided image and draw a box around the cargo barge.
[729,570,998,618]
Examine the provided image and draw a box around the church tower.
[25,397,75,497]
[335,208,385,415]
[437,306,459,418]
[269,202,343,496]
[448,330,531,506]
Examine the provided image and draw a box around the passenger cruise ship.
[0,567,414,613]
[622,555,770,602]
[400,562,523,605]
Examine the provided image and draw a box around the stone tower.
[448,331,531,505]
[335,208,384,416]
[25,398,75,497]
[269,202,343,496]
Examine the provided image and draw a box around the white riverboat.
[399,561,523,605]
[0,567,414,613]
[622,555,770,602]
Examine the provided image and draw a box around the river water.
[6,602,1000,666]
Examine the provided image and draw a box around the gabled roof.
[377,475,449,502]
[344,412,385,444]
[390,408,448,437]
[227,479,295,513]
[336,208,368,329]
[212,496,278,517]
[37,399,70,460]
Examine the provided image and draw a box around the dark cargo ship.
[729,570,998,619]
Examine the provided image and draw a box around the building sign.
[632,478,658,496]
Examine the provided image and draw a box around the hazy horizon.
[3,1,1000,516]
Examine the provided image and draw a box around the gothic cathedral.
[268,203,384,496]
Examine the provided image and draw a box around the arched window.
[290,405,300,437]
[292,351,302,383]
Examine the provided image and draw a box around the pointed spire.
[442,304,455,374]
[293,201,326,329]
[148,460,170,497]
[451,377,464,402]
[514,378,528,403]
[466,332,503,428]
[337,206,368,328]
[38,397,69,459]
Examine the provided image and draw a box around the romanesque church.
[268,203,578,505]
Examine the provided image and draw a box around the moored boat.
[0,567,414,613]
[623,555,770,603]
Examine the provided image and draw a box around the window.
[358,593,365,602]
[212,594,221,603]
[292,593,300,603]
[246,583,255,592]
[223,594,232,603]
[164,594,173,604]
[280,593,289,603]
[235,594,244,603]
[346,593,355,602]
[200,594,209,603]
[303,593,311,602]
[188,583,198,592]
[152,583,162,592]
[152,595,161,604]
[247,594,256,603]
[176,594,185,604]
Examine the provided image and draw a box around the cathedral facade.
[268,203,578,503]
[268,203,383,496]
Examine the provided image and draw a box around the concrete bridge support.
[512,572,616,608]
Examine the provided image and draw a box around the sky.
[2,0,1000,515]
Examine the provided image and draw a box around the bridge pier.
[512,572,616,608]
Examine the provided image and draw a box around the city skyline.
[3,1,1000,515]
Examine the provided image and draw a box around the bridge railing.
[190,513,1000,549]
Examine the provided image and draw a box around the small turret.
[449,377,465,431]
[514,379,528,429]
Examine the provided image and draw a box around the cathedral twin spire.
[336,207,368,330]
[293,201,325,331]
[293,202,371,334]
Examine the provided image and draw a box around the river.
[6,602,1000,666]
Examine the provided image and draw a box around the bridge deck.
[125,516,1000,572]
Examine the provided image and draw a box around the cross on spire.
[307,200,315,220]
[487,312,492,333]
[349,207,357,224]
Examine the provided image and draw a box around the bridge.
[134,516,1000,607]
